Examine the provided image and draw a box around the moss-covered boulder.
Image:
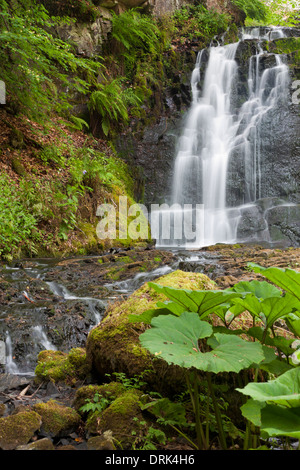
[0,410,42,450]
[86,270,216,395]
[32,400,82,439]
[35,347,90,385]
[86,388,147,448]
[73,381,127,415]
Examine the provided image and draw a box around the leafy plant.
[140,311,265,449]
[0,0,100,119]
[237,367,300,446]
[172,4,230,43]
[88,78,141,136]
[80,392,111,414]
[232,0,268,21]
[0,174,37,258]
[111,9,160,56]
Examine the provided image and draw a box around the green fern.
[88,78,141,136]
[111,9,160,54]
[232,0,268,21]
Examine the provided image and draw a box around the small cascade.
[5,331,19,375]
[32,325,56,351]
[46,281,105,325]
[156,26,293,248]
[104,265,173,295]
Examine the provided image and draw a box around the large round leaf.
[140,312,264,374]
[148,283,242,319]
[236,367,300,408]
[260,405,300,439]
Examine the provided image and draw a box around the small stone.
[16,437,54,450]
[87,435,116,450]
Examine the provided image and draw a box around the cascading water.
[156,26,291,248]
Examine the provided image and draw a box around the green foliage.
[238,368,300,442]
[80,392,111,415]
[138,264,300,449]
[232,0,268,21]
[41,0,100,21]
[140,312,265,373]
[0,174,37,259]
[88,78,141,136]
[0,0,100,119]
[242,0,300,26]
[172,4,230,43]
[111,9,160,56]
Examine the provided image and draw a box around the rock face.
[55,8,113,57]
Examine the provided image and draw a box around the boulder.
[0,411,42,450]
[32,400,82,439]
[86,270,216,394]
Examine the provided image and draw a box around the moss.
[33,400,81,438]
[0,411,42,450]
[86,270,216,395]
[269,37,300,55]
[87,389,146,447]
[11,157,26,176]
[72,382,127,414]
[35,348,90,385]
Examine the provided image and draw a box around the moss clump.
[72,381,127,415]
[0,411,42,450]
[86,270,216,395]
[35,348,90,385]
[87,389,146,447]
[33,400,81,438]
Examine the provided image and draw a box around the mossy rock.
[86,270,216,395]
[35,348,91,385]
[72,381,127,415]
[0,411,42,450]
[86,388,147,448]
[32,400,82,438]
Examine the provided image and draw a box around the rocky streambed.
[0,243,299,450]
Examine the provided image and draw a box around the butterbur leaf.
[148,283,241,319]
[128,307,173,325]
[247,263,300,302]
[228,279,282,299]
[140,312,264,374]
[236,367,300,408]
[240,398,264,427]
[232,293,298,328]
[260,405,300,439]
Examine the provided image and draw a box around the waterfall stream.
[156,26,293,248]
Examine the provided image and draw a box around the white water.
[46,281,105,325]
[5,331,20,374]
[157,27,290,248]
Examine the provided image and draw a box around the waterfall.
[5,331,20,374]
[156,26,290,248]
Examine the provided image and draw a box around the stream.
[0,249,207,376]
